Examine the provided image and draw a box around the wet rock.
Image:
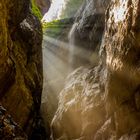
[99,0,140,138]
[51,0,140,139]
[0,105,27,140]
[119,133,140,140]
[29,115,48,140]
[51,67,106,140]
[0,0,44,139]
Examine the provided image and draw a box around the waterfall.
[68,22,95,70]
[68,23,78,71]
[41,1,91,138]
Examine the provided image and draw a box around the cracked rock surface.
[0,0,43,139]
[51,0,140,139]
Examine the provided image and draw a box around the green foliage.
[31,0,42,20]
[42,18,73,38]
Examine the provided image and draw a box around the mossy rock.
[31,0,42,20]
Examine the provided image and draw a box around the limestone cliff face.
[72,0,110,49]
[98,0,140,138]
[51,0,140,139]
[0,0,43,139]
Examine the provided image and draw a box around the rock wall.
[51,0,140,139]
[72,0,110,49]
[0,106,27,139]
[0,0,43,139]
[99,0,140,138]
[68,0,110,69]
[35,0,51,15]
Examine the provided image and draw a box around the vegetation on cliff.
[42,18,74,38]
[31,0,43,20]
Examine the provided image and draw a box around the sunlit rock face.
[51,0,140,139]
[0,0,43,139]
[51,67,106,140]
[100,0,140,138]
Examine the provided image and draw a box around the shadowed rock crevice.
[0,0,45,139]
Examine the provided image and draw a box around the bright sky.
[42,0,66,22]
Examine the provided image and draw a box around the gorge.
[0,0,140,140]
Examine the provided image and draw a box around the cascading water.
[68,22,95,70]
[68,23,78,71]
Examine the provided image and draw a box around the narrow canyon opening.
[1,0,140,140]
[41,0,90,135]
[40,0,140,139]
